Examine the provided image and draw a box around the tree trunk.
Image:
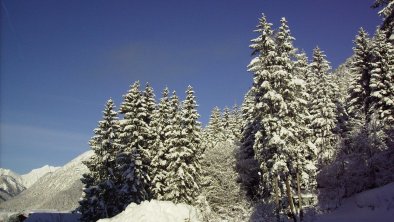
[285,176,297,222]
[297,171,303,221]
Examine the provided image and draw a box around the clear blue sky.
[0,0,382,174]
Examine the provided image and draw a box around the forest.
[78,1,394,221]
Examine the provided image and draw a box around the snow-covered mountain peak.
[0,169,24,202]
[1,164,61,202]
[0,169,22,181]
[21,165,60,188]
[0,150,94,212]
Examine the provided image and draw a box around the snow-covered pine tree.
[372,0,394,39]
[79,172,102,222]
[116,81,150,208]
[275,17,296,63]
[205,106,223,147]
[334,58,354,106]
[241,89,255,129]
[79,99,121,221]
[221,107,231,141]
[293,52,314,133]
[229,104,243,141]
[164,87,202,204]
[247,14,280,201]
[294,52,310,83]
[162,91,182,202]
[142,83,156,133]
[319,29,394,206]
[243,16,315,220]
[369,29,394,126]
[151,87,172,200]
[275,17,316,219]
[347,28,373,121]
[182,86,203,157]
[200,140,251,221]
[236,88,260,200]
[247,14,276,75]
[142,83,156,197]
[247,16,314,220]
[245,17,276,198]
[289,50,319,219]
[330,62,352,144]
[309,47,338,166]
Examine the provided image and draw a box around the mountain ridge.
[0,150,93,212]
[0,164,60,203]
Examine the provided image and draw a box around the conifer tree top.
[310,47,331,75]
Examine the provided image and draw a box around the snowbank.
[98,200,200,222]
[315,182,394,222]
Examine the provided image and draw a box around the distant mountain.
[0,169,24,203]
[0,150,93,212]
[0,169,23,184]
[21,165,60,188]
[0,165,60,203]
[0,175,25,202]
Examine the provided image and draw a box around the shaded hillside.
[0,151,93,212]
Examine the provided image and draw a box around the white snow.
[315,182,394,222]
[0,150,93,211]
[97,200,200,222]
[1,165,60,189]
[94,183,393,222]
[1,166,58,201]
[21,165,60,188]
[33,150,93,194]
[0,169,23,184]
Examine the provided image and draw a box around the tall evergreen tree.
[372,0,394,38]
[247,14,276,85]
[205,106,223,146]
[182,86,203,157]
[347,28,373,121]
[79,173,102,222]
[294,52,311,83]
[244,17,276,198]
[142,83,156,195]
[275,18,296,64]
[79,99,121,221]
[222,107,231,141]
[162,91,182,202]
[151,87,172,199]
[309,47,338,166]
[236,89,260,200]
[241,89,256,128]
[251,16,295,199]
[369,30,394,126]
[248,14,281,201]
[116,81,150,208]
[283,42,318,211]
[164,87,202,204]
[247,16,315,221]
[229,104,243,141]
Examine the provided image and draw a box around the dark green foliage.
[116,81,151,208]
[78,99,121,221]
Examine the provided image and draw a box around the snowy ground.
[314,182,394,222]
[97,200,200,222]
[1,183,393,222]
